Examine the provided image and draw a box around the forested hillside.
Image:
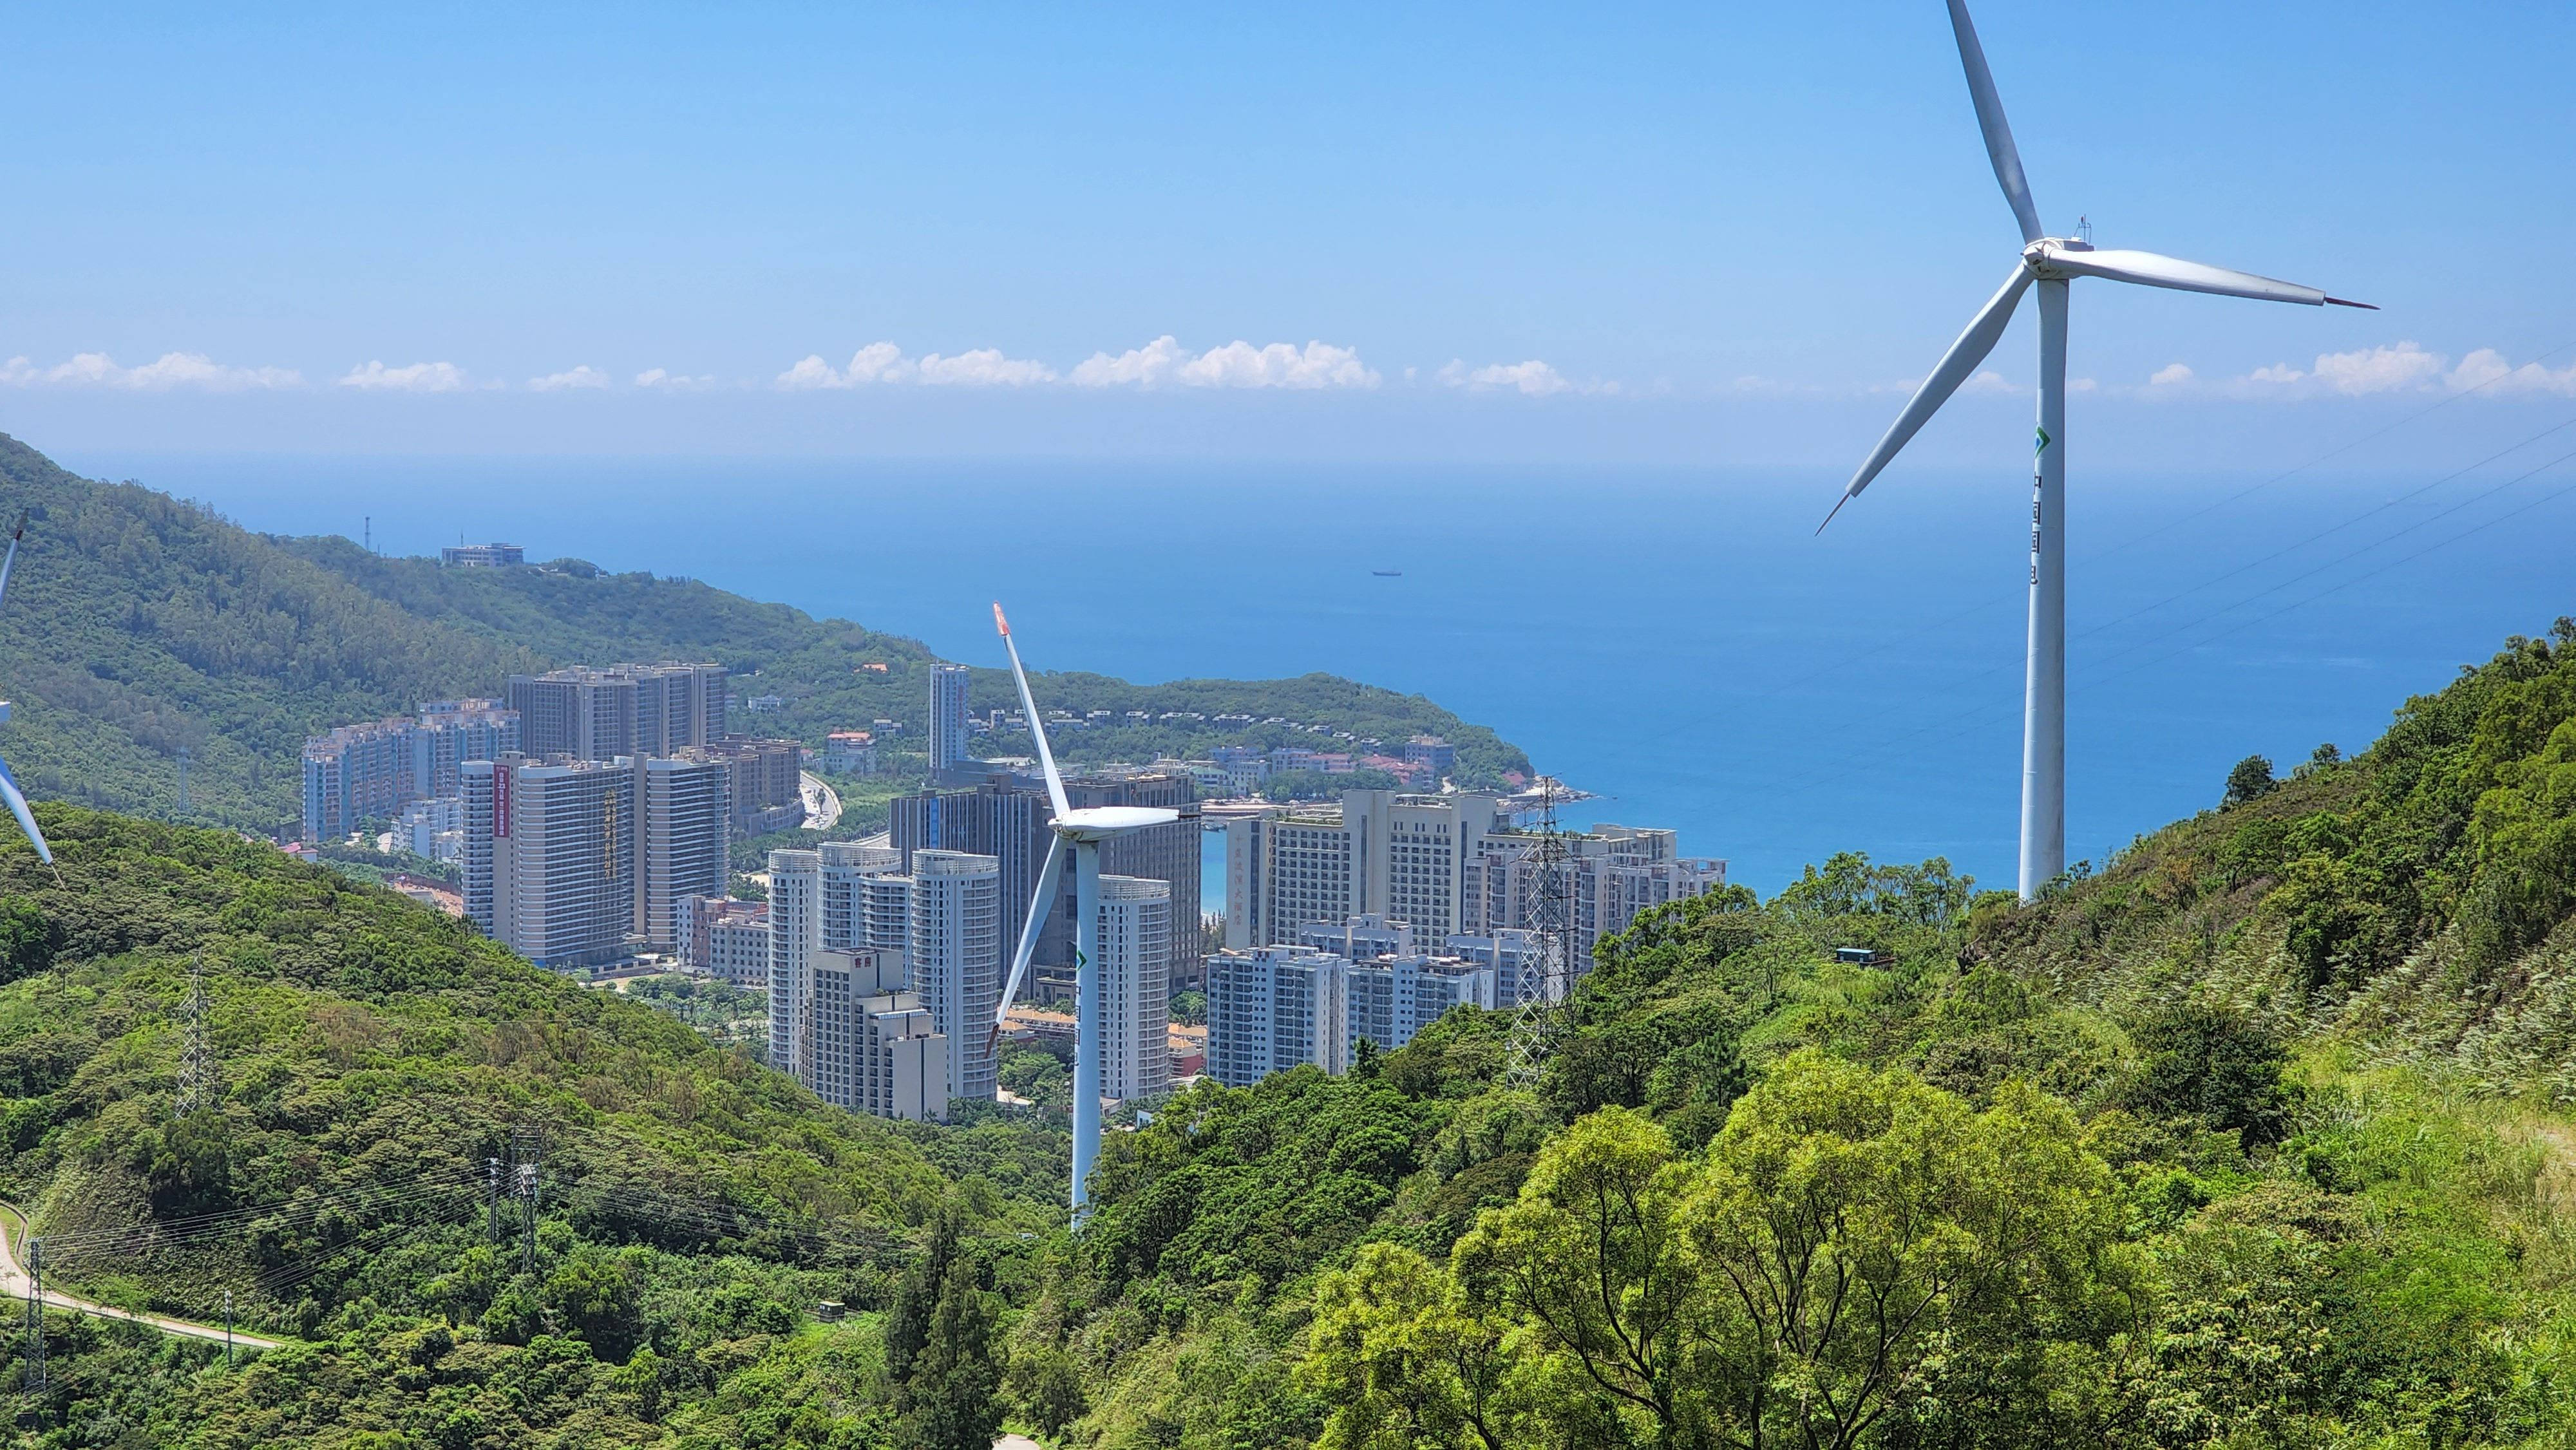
[0,433,1528,842]
[1028,619,2576,1448]
[0,804,1061,1446]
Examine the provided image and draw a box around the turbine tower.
[986,604,1178,1223]
[0,513,58,879]
[1824,0,2370,901]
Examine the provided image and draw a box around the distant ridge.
[0,434,1526,836]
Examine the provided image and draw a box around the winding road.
[1,1209,283,1351]
[801,771,843,831]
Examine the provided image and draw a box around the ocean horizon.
[64,448,2576,899]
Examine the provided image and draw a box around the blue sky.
[3,1,2571,464]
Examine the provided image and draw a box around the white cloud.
[1070,335,1379,390]
[1432,357,1623,396]
[2449,347,2576,397]
[776,355,848,390]
[634,368,716,390]
[2143,343,2504,400]
[1467,360,1572,395]
[776,342,1053,389]
[1958,369,2018,397]
[529,364,611,391]
[916,348,1057,386]
[339,360,470,392]
[0,351,301,390]
[842,342,913,385]
[2311,341,2447,396]
[1070,335,1188,388]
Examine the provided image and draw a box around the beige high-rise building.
[767,849,822,1075]
[462,753,637,970]
[635,754,730,951]
[1095,875,1172,1102]
[1224,790,1507,948]
[909,850,1002,1102]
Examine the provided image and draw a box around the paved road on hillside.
[1,1210,284,1350]
[802,772,843,831]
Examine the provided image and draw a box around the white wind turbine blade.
[1946,0,2043,244]
[0,513,51,872]
[990,830,1066,1050]
[2038,245,2376,308]
[0,513,25,612]
[0,757,53,869]
[1823,264,2035,531]
[992,602,1070,821]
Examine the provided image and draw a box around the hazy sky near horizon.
[5,1,2573,466]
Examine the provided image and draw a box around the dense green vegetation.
[1010,619,2576,1448]
[0,433,1527,842]
[0,806,1062,1446]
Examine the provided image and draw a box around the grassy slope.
[0,802,1061,1446]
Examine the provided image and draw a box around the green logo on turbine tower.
[2035,425,2052,453]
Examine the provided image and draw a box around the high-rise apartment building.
[1205,946,1347,1085]
[1208,915,1499,1086]
[892,777,1056,971]
[767,849,823,1076]
[759,932,950,1122]
[397,795,466,863]
[1095,875,1172,1102]
[506,663,726,762]
[1343,952,1497,1058]
[862,872,914,959]
[1468,825,1727,980]
[1227,793,1722,993]
[909,849,1002,1103]
[412,700,522,799]
[303,701,522,843]
[636,755,730,951]
[707,735,806,836]
[1298,914,1415,961]
[1224,789,1506,948]
[820,948,949,1122]
[303,717,417,842]
[929,664,971,772]
[462,753,638,969]
[820,842,904,952]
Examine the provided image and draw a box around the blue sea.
[72,451,2576,899]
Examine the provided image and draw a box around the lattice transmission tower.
[175,954,216,1117]
[1502,777,1577,1089]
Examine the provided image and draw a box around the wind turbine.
[985,604,1178,1222]
[0,513,58,880]
[1823,0,2371,901]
